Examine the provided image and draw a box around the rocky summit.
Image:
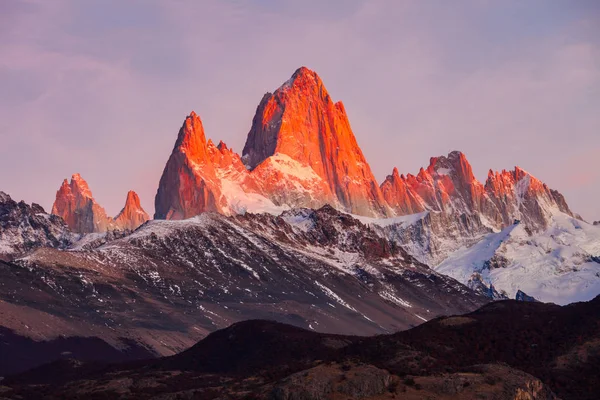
[153,67,575,232]
[51,174,148,233]
[114,190,150,230]
[0,192,75,260]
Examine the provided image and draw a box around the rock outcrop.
[154,112,225,219]
[384,151,574,231]
[114,191,149,230]
[52,174,148,233]
[0,192,74,260]
[484,166,573,229]
[51,174,113,233]
[242,67,391,217]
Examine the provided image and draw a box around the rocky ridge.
[52,174,148,233]
[0,205,487,375]
[0,192,75,260]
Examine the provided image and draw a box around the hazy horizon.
[1,0,599,221]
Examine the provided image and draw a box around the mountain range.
[0,66,599,383]
[34,66,598,303]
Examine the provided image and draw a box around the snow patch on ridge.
[266,153,322,182]
[434,210,600,305]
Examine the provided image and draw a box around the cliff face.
[383,151,574,231]
[0,191,74,260]
[51,174,113,233]
[153,67,574,229]
[154,112,225,220]
[114,191,149,230]
[52,174,148,233]
[242,67,391,217]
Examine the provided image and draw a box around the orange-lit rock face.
[152,68,574,228]
[242,67,391,217]
[51,174,113,233]
[114,191,150,230]
[384,151,572,230]
[484,167,573,228]
[154,112,225,220]
[380,168,425,215]
[384,151,487,216]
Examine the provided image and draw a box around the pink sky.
[1,0,599,221]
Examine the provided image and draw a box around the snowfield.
[435,210,600,305]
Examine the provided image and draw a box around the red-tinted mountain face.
[154,112,226,220]
[51,174,148,233]
[114,191,150,231]
[151,66,574,232]
[484,166,573,228]
[51,174,113,234]
[155,67,392,220]
[242,67,391,217]
[383,151,487,217]
[383,151,574,230]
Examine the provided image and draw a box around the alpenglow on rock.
[52,174,148,233]
[382,151,574,231]
[114,191,150,230]
[52,174,114,233]
[242,67,391,217]
[155,67,392,220]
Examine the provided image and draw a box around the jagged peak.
[0,191,11,203]
[334,100,346,114]
[383,167,401,184]
[68,173,93,199]
[115,190,149,229]
[173,111,210,162]
[417,167,430,181]
[513,166,530,181]
[124,190,142,208]
[278,66,327,96]
[447,150,466,160]
[290,66,320,83]
[217,140,228,151]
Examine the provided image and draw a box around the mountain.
[6,297,600,399]
[151,104,590,301]
[0,192,75,260]
[484,166,574,229]
[152,68,575,230]
[382,151,487,218]
[242,66,391,217]
[372,150,599,304]
[154,112,227,219]
[435,212,600,304]
[155,67,391,220]
[52,174,148,233]
[51,174,113,233]
[0,205,487,375]
[382,151,574,231]
[114,190,149,230]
